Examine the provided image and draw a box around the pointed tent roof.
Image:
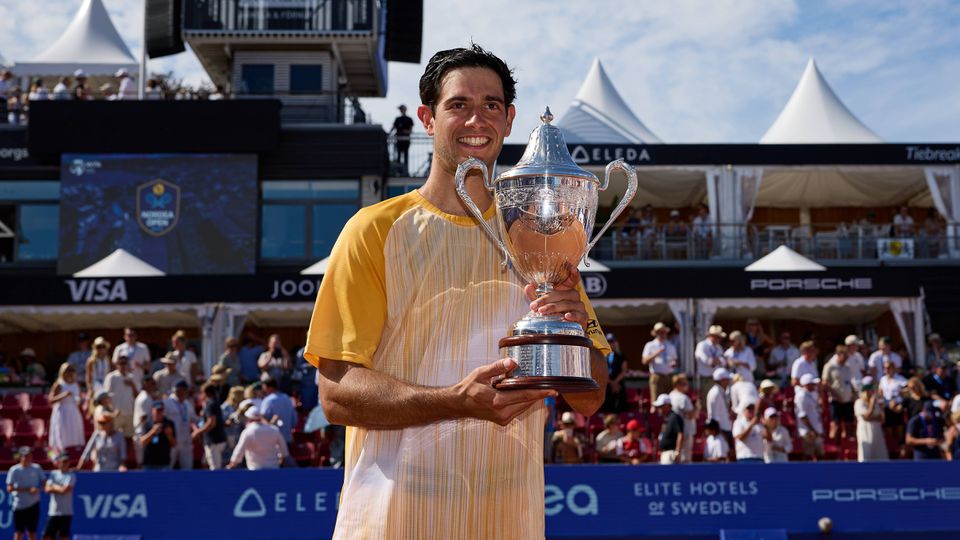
[558,58,662,144]
[760,58,882,144]
[744,245,826,272]
[300,257,331,275]
[73,248,165,277]
[11,0,138,76]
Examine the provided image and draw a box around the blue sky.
[1,0,957,143]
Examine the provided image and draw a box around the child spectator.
[762,407,792,463]
[702,420,729,463]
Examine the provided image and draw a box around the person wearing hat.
[702,420,728,463]
[822,345,856,443]
[66,332,91,381]
[790,340,819,388]
[389,103,414,175]
[85,336,112,396]
[551,411,585,464]
[757,379,779,413]
[227,406,289,470]
[767,331,799,384]
[706,368,735,458]
[113,327,151,389]
[654,394,684,464]
[854,376,888,462]
[103,355,137,438]
[906,401,945,460]
[164,380,198,470]
[695,325,726,406]
[867,336,902,382]
[643,322,678,411]
[617,419,653,465]
[6,445,44,540]
[114,68,136,100]
[71,69,88,100]
[217,337,243,387]
[43,452,76,540]
[761,407,792,463]
[842,335,867,379]
[603,333,629,413]
[732,397,764,462]
[724,331,756,384]
[152,351,185,396]
[594,414,623,463]
[79,415,127,472]
[206,364,232,404]
[926,332,949,367]
[795,373,824,460]
[137,401,177,470]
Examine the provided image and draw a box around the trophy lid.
[498,107,598,183]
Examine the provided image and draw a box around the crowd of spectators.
[545,322,960,465]
[0,327,340,476]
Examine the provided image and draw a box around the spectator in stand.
[209,85,225,100]
[702,420,729,463]
[669,374,697,463]
[603,333,628,412]
[92,391,116,429]
[144,79,162,100]
[879,359,907,454]
[164,380,197,470]
[947,418,960,461]
[706,368,734,455]
[617,419,653,464]
[134,377,159,435]
[71,69,88,101]
[240,382,264,412]
[78,416,127,472]
[729,374,758,416]
[762,407,792,463]
[923,361,955,405]
[85,336,112,397]
[725,331,756,384]
[222,386,245,455]
[767,332,798,385]
[654,394,684,464]
[7,446,44,540]
[65,332,90,383]
[48,363,85,453]
[790,341,819,388]
[153,352,185,396]
[20,349,46,384]
[795,373,824,461]
[844,335,867,379]
[893,206,914,238]
[51,77,72,100]
[643,323,678,411]
[389,104,415,175]
[594,414,623,463]
[293,346,318,412]
[239,334,266,384]
[6,86,24,125]
[258,334,292,390]
[854,376,888,461]
[28,79,49,101]
[551,412,585,464]
[114,69,136,100]
[732,398,764,462]
[227,408,289,470]
[207,365,231,404]
[695,325,727,406]
[758,379,779,413]
[822,345,856,442]
[99,83,115,101]
[218,337,243,387]
[170,330,200,387]
[260,377,297,445]
[102,356,137,438]
[902,376,931,421]
[691,204,712,257]
[926,333,949,367]
[137,401,176,471]
[193,384,227,470]
[906,401,945,460]
[113,327,150,389]
[43,453,75,540]
[744,319,773,373]
[868,336,902,382]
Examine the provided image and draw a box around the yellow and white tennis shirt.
[305,190,609,540]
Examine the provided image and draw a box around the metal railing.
[184,0,376,33]
[386,133,432,177]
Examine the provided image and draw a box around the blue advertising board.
[1,463,956,539]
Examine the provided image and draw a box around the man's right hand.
[453,358,555,426]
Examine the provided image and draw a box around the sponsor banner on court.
[1,463,957,538]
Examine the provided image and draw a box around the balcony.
[184,0,376,33]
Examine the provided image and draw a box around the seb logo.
[233,487,336,518]
[65,279,128,302]
[79,494,148,519]
[545,484,599,517]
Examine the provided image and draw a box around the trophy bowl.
[455,107,637,393]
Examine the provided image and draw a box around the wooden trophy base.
[494,376,599,393]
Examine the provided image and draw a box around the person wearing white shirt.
[669,375,697,463]
[878,359,908,448]
[115,69,136,100]
[790,341,820,387]
[170,330,200,386]
[724,331,756,383]
[893,206,914,237]
[868,336,902,382]
[642,322,678,410]
[767,332,798,384]
[102,357,137,438]
[164,381,198,470]
[52,77,72,100]
[706,368,734,459]
[113,327,151,389]
[702,420,729,462]
[228,408,289,470]
[761,407,792,463]
[795,373,824,460]
[843,335,867,379]
[730,375,759,415]
[132,377,159,465]
[695,325,727,405]
[732,398,764,461]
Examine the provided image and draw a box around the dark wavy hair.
[419,43,517,111]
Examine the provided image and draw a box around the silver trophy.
[455,107,638,392]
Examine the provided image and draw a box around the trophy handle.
[454,157,511,267]
[584,159,638,258]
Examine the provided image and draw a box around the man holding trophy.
[305,44,636,539]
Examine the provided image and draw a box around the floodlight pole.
[139,0,147,99]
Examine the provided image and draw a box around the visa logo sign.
[65,279,128,302]
[79,494,148,519]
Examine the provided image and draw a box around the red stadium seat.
[31,447,52,469]
[291,442,315,467]
[0,418,14,444]
[0,446,15,469]
[0,394,24,421]
[293,431,317,445]
[17,393,31,413]
[28,394,52,420]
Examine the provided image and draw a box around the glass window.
[386,180,423,198]
[240,64,274,95]
[290,65,324,94]
[0,181,60,201]
[312,204,356,258]
[260,204,305,259]
[16,204,59,260]
[262,180,358,201]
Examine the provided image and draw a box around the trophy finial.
[540,106,553,124]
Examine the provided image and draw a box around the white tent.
[11,0,138,76]
[745,245,826,272]
[73,248,165,277]
[578,256,610,272]
[558,58,662,144]
[761,58,882,144]
[300,257,331,275]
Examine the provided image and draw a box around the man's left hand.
[525,263,587,328]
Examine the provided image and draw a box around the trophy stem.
[535,283,554,297]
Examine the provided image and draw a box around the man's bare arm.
[563,348,607,416]
[317,357,554,430]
